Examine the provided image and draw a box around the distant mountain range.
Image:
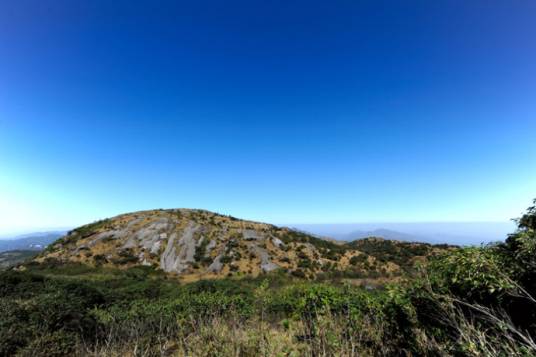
[337,229,424,242]
[0,231,66,252]
[291,222,515,245]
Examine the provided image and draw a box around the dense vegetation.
[1,199,536,356]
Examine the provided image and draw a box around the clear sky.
[1,1,535,234]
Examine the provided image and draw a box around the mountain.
[35,209,449,281]
[339,229,422,242]
[291,222,515,245]
[0,231,66,253]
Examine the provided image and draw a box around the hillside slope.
[36,209,445,281]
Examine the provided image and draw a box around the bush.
[291,269,307,279]
[194,238,211,263]
[349,254,367,266]
[427,247,515,301]
[0,270,45,297]
[220,255,233,264]
[18,331,77,357]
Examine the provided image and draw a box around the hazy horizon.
[0,218,516,246]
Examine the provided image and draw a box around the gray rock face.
[251,244,279,272]
[178,224,198,263]
[124,217,144,230]
[128,219,170,250]
[160,232,178,272]
[159,223,200,273]
[122,238,138,249]
[206,239,217,252]
[208,254,223,272]
[74,244,89,253]
[81,217,170,253]
[261,261,279,272]
[272,237,284,248]
[87,231,121,247]
[150,241,161,254]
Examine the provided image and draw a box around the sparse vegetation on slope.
[35,209,442,283]
[348,238,454,272]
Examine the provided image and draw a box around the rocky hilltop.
[36,209,444,281]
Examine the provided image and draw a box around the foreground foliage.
[2,199,536,356]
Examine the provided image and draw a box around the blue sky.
[1,1,535,234]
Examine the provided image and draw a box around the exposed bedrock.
[160,223,200,273]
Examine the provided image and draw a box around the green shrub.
[220,255,233,264]
[93,254,108,265]
[0,270,45,297]
[291,269,307,279]
[0,299,33,356]
[349,255,367,266]
[194,238,211,263]
[18,331,77,357]
[427,247,515,300]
